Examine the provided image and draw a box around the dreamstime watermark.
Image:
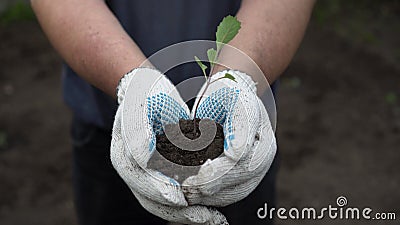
[257,196,397,221]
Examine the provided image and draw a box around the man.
[31,0,315,224]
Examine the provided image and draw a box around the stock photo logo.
[257,196,397,221]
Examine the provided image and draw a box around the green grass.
[311,0,400,46]
[0,1,35,25]
[0,131,7,150]
[385,92,398,105]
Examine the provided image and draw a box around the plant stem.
[193,62,216,134]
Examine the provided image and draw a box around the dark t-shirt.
[63,0,242,129]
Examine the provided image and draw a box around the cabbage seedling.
[193,15,241,131]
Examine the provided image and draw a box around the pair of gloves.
[111,68,277,224]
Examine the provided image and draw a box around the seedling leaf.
[207,48,217,67]
[216,15,241,52]
[223,73,237,82]
[194,56,208,79]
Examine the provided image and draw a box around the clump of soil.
[147,118,224,182]
[157,118,224,166]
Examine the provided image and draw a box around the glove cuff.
[116,67,158,104]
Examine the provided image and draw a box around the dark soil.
[147,119,224,182]
[157,118,224,166]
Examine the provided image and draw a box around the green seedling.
[193,15,241,131]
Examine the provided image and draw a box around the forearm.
[226,0,315,83]
[31,0,146,96]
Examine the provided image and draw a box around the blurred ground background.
[0,1,399,225]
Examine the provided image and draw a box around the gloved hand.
[110,68,228,224]
[183,70,277,207]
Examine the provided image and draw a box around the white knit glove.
[183,70,277,207]
[111,68,228,224]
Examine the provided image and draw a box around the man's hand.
[183,70,277,206]
[111,68,228,224]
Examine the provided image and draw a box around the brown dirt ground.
[0,19,399,225]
